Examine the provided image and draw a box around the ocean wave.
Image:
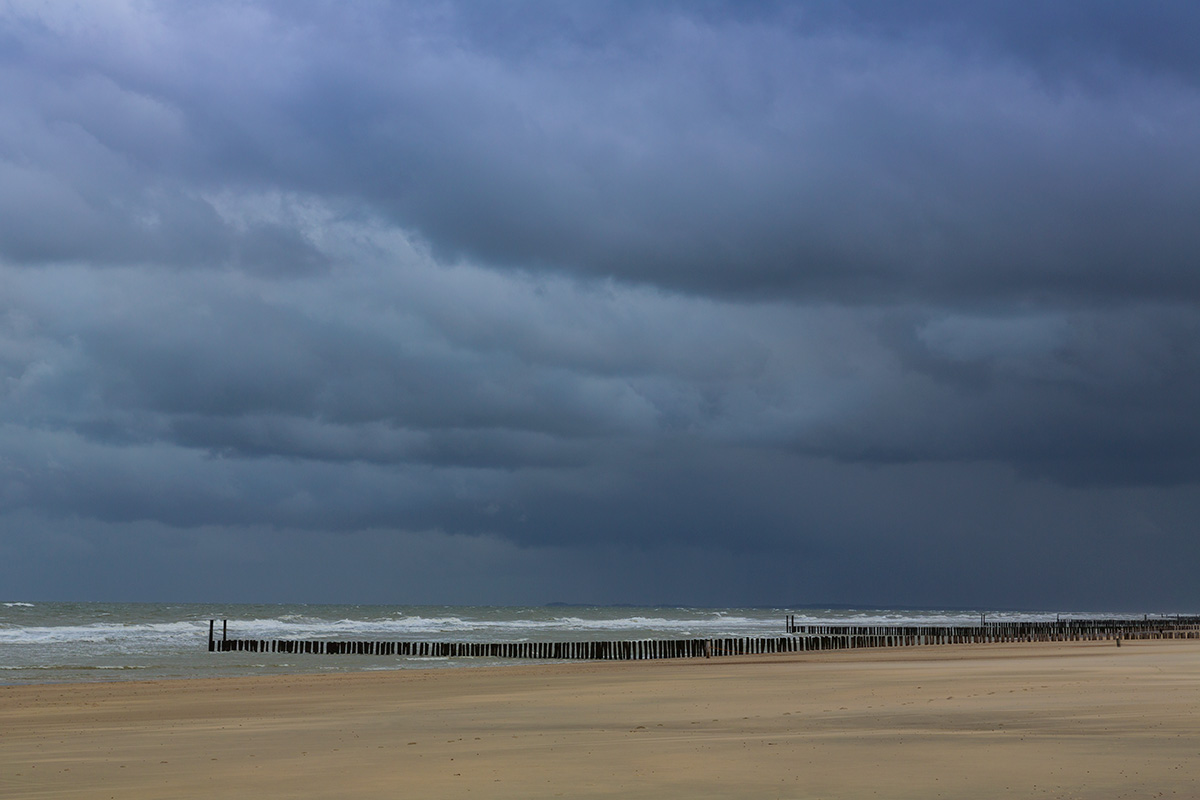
[0,664,149,671]
[0,620,206,645]
[212,613,784,640]
[3,602,35,607]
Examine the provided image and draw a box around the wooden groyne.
[210,635,724,659]
[785,615,1200,646]
[208,616,1200,661]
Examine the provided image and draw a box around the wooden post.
[208,620,214,652]
[222,619,227,646]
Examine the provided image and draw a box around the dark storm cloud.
[222,4,1200,303]
[6,2,1200,300]
[2,1,1200,606]
[797,305,1200,485]
[819,1,1200,84]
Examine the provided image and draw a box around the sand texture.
[3,639,1200,799]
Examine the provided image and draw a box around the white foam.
[0,620,207,645]
[0,664,147,671]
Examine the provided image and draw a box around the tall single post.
[223,619,228,646]
[208,620,215,652]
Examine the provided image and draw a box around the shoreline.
[5,639,1200,798]
[6,602,1186,688]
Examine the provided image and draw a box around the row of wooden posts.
[785,615,1200,643]
[208,616,1200,661]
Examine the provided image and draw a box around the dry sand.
[3,639,1200,799]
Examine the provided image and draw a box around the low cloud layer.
[2,1,1198,607]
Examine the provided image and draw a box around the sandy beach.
[3,639,1199,799]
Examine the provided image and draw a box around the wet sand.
[3,639,1200,799]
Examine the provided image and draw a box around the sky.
[2,1,1199,609]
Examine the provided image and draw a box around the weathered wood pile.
[208,616,1200,660]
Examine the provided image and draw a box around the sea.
[0,602,1140,686]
